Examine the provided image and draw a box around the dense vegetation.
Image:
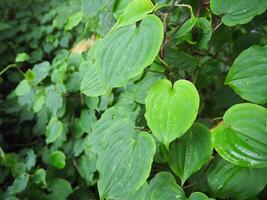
[1,0,267,199]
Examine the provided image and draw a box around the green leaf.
[48,178,73,200]
[210,0,267,26]
[126,71,163,104]
[212,103,267,168]
[50,150,66,169]
[146,172,186,200]
[113,0,132,19]
[189,192,214,200]
[45,117,63,144]
[15,53,30,62]
[78,109,97,133]
[65,12,84,30]
[45,85,63,115]
[93,119,156,199]
[145,79,199,147]
[162,123,213,184]
[116,0,155,27]
[33,168,46,187]
[15,80,31,96]
[81,14,163,96]
[174,17,196,40]
[7,173,29,195]
[195,17,212,50]
[207,157,267,199]
[33,92,45,112]
[225,45,267,104]
[77,151,98,186]
[32,62,51,84]
[121,182,148,200]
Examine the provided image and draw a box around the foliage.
[0,0,267,199]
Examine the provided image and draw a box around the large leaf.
[81,14,163,96]
[162,123,213,184]
[212,103,267,168]
[93,119,156,199]
[207,157,267,199]
[225,45,267,104]
[210,0,267,26]
[146,172,186,200]
[145,79,199,147]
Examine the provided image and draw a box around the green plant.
[0,0,267,199]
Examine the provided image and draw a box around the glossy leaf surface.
[212,103,267,168]
[226,45,267,104]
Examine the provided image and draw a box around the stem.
[0,64,16,75]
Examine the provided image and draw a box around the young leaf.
[212,103,267,168]
[15,53,30,62]
[207,157,267,199]
[116,0,155,27]
[146,172,186,200]
[210,0,267,26]
[50,150,66,169]
[162,123,213,185]
[45,117,63,144]
[145,79,199,147]
[225,45,267,104]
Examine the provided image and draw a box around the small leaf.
[50,150,66,169]
[15,53,30,62]
[145,79,199,147]
[207,157,267,199]
[7,173,29,195]
[32,61,51,84]
[33,168,46,187]
[162,123,213,184]
[15,80,31,96]
[116,0,155,27]
[212,103,267,168]
[65,12,83,30]
[225,45,267,104]
[78,109,97,133]
[45,85,63,115]
[48,178,73,200]
[45,117,63,144]
[146,172,186,200]
[77,151,97,186]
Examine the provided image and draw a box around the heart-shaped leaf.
[212,103,267,168]
[162,123,213,184]
[210,0,267,26]
[90,118,156,199]
[207,156,267,199]
[146,172,186,200]
[81,14,163,96]
[225,45,267,104]
[145,79,199,147]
